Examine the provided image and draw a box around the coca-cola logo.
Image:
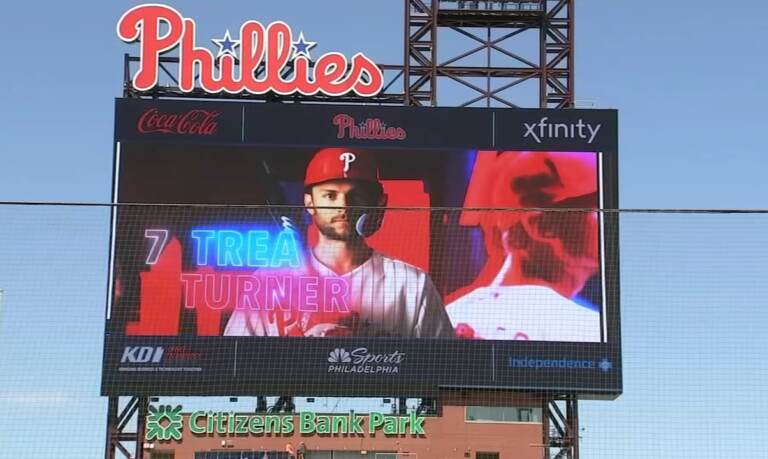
[333,114,407,141]
[138,108,220,136]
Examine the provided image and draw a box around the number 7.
[144,229,170,265]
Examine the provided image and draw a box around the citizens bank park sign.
[145,406,426,442]
[117,4,384,96]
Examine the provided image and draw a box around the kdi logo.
[121,346,164,364]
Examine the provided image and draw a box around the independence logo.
[510,357,614,372]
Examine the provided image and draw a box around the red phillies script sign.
[138,108,220,136]
[118,4,384,97]
[333,114,407,141]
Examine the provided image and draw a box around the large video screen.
[103,99,621,397]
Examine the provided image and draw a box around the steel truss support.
[105,396,148,459]
[405,0,574,108]
[540,0,574,108]
[405,0,439,105]
[542,395,579,459]
[270,396,296,413]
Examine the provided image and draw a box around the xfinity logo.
[327,347,405,374]
[523,117,602,144]
[121,346,164,364]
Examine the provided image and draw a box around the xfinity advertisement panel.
[103,99,621,397]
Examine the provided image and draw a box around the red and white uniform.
[448,285,600,342]
[447,256,601,342]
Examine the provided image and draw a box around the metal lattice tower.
[405,0,574,108]
[543,395,580,459]
[404,2,581,457]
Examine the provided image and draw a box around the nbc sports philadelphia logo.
[327,347,405,374]
[328,348,352,363]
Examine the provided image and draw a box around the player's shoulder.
[448,285,594,313]
[446,287,490,315]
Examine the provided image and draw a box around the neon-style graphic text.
[181,272,350,313]
[191,229,301,269]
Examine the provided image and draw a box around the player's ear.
[304,192,315,216]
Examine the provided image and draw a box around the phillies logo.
[339,152,356,173]
[333,114,407,141]
[138,108,219,136]
[117,4,384,97]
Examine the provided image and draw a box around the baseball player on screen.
[448,152,602,342]
[224,148,453,338]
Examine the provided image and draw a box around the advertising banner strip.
[115,99,618,152]
[103,337,620,397]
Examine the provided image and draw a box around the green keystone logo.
[146,405,184,441]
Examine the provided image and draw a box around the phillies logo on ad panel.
[333,114,407,141]
[117,4,384,97]
[138,108,220,136]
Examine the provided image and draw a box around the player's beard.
[314,214,361,241]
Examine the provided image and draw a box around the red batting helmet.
[490,151,599,262]
[304,148,380,188]
[490,151,597,211]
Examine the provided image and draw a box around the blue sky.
[1,1,767,458]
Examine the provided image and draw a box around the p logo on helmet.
[339,152,357,175]
[304,148,379,188]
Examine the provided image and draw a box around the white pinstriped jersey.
[224,251,453,338]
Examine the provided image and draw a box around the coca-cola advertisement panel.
[116,99,243,143]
